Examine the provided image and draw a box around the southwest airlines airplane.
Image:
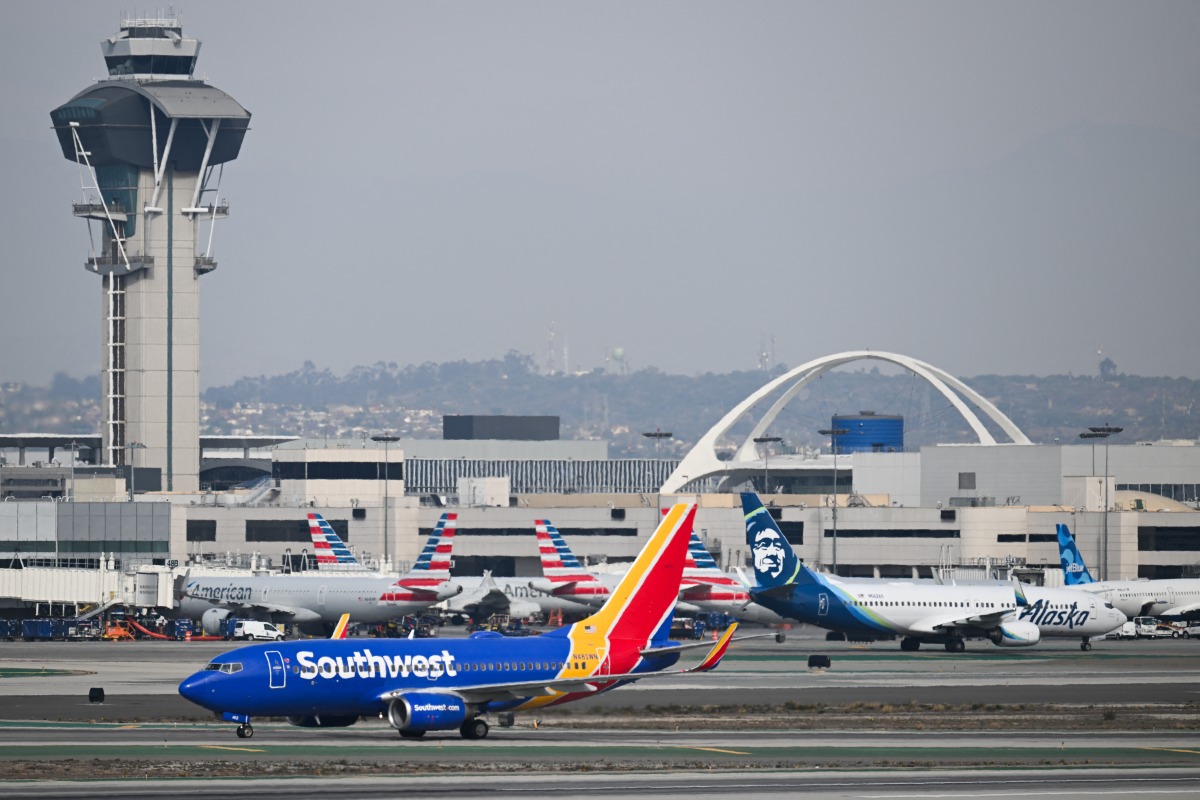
[1058,523,1200,618]
[179,503,739,740]
[742,493,1124,651]
[177,513,462,636]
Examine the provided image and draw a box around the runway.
[3,628,1199,715]
[1,629,1199,796]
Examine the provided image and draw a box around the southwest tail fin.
[741,492,802,589]
[1057,523,1096,585]
[530,519,610,603]
[307,513,363,570]
[571,503,696,646]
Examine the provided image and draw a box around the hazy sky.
[2,2,1198,387]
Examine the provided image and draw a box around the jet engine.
[286,714,359,728]
[987,620,1041,647]
[200,608,232,637]
[387,693,469,732]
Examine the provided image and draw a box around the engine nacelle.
[286,714,359,728]
[387,693,469,732]
[200,608,232,637]
[987,620,1041,647]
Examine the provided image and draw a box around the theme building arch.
[662,350,1031,493]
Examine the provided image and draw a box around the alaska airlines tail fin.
[532,519,610,603]
[392,513,460,599]
[741,492,803,589]
[1057,523,1096,585]
[307,513,363,569]
[570,503,695,647]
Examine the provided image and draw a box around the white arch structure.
[662,350,1031,493]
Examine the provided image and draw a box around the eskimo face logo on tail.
[743,502,798,586]
[1018,599,1090,629]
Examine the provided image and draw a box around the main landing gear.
[900,637,921,652]
[460,717,490,740]
[943,637,966,653]
[1080,637,1093,651]
[236,723,254,739]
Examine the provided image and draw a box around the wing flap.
[907,609,1015,634]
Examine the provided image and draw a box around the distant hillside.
[199,354,1200,458]
[6,357,1196,458]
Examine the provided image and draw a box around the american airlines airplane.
[177,513,462,636]
[1058,523,1200,618]
[742,493,1125,651]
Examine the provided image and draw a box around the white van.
[233,620,285,641]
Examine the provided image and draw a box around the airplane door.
[818,593,830,617]
[264,650,286,689]
[318,585,327,606]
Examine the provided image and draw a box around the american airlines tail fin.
[1057,523,1096,585]
[530,519,610,603]
[741,492,803,589]
[570,503,695,647]
[307,513,364,570]
[392,513,460,600]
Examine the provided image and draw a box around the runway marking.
[1144,747,1200,756]
[679,746,750,755]
[200,745,265,753]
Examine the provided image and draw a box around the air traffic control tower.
[50,18,250,492]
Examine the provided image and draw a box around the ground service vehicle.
[232,620,285,641]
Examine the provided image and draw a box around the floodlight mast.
[818,428,849,573]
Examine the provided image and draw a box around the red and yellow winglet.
[330,613,351,640]
[689,622,738,673]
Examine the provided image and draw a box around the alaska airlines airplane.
[307,513,366,570]
[1058,523,1200,618]
[177,513,462,636]
[742,493,1124,651]
[178,503,740,740]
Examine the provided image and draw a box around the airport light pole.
[123,441,145,502]
[63,439,80,502]
[643,429,673,509]
[371,434,399,568]
[642,429,673,456]
[1079,425,1123,580]
[752,435,783,495]
[819,428,849,574]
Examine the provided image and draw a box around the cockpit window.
[202,662,243,674]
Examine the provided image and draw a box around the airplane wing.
[906,609,1014,635]
[180,589,322,623]
[1164,601,1200,617]
[376,629,742,706]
